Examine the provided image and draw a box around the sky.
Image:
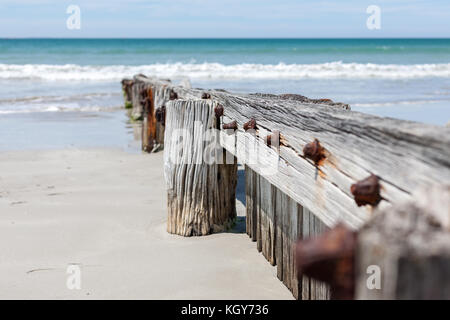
[0,0,449,38]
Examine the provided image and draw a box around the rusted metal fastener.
[303,139,325,164]
[265,130,280,147]
[243,118,257,131]
[214,104,224,118]
[350,174,381,207]
[169,90,178,100]
[155,105,166,125]
[202,92,211,99]
[296,223,356,300]
[223,120,237,130]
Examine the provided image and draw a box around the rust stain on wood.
[146,87,157,152]
[323,153,338,170]
[318,169,327,179]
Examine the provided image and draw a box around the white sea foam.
[0,91,123,114]
[0,105,123,114]
[353,99,450,108]
[0,62,450,81]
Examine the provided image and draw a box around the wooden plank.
[258,175,275,265]
[310,215,331,300]
[163,99,237,236]
[218,93,449,227]
[297,208,331,299]
[245,165,317,299]
[288,196,302,299]
[256,172,262,252]
[245,165,253,239]
[301,207,311,300]
[246,166,306,299]
[247,166,258,242]
[129,76,450,230]
[274,184,285,284]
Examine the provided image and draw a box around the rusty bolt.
[296,223,356,300]
[303,139,325,164]
[243,118,257,131]
[214,104,224,118]
[169,90,178,100]
[266,130,280,147]
[202,92,211,99]
[350,174,381,207]
[155,106,166,125]
[223,120,237,131]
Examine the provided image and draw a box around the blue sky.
[0,0,449,38]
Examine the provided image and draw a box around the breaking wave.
[1,62,450,81]
[0,105,123,114]
[0,92,122,114]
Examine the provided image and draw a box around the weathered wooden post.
[136,76,193,153]
[142,85,173,152]
[356,185,450,299]
[130,78,146,121]
[121,79,134,108]
[163,99,237,236]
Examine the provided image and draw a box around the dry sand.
[0,148,292,299]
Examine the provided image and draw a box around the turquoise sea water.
[0,39,449,149]
[2,38,450,65]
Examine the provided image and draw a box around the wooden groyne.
[122,74,450,299]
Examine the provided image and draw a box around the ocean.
[0,39,449,150]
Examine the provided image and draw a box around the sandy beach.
[1,0,449,305]
[0,148,292,299]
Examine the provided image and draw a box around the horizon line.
[2,37,450,40]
